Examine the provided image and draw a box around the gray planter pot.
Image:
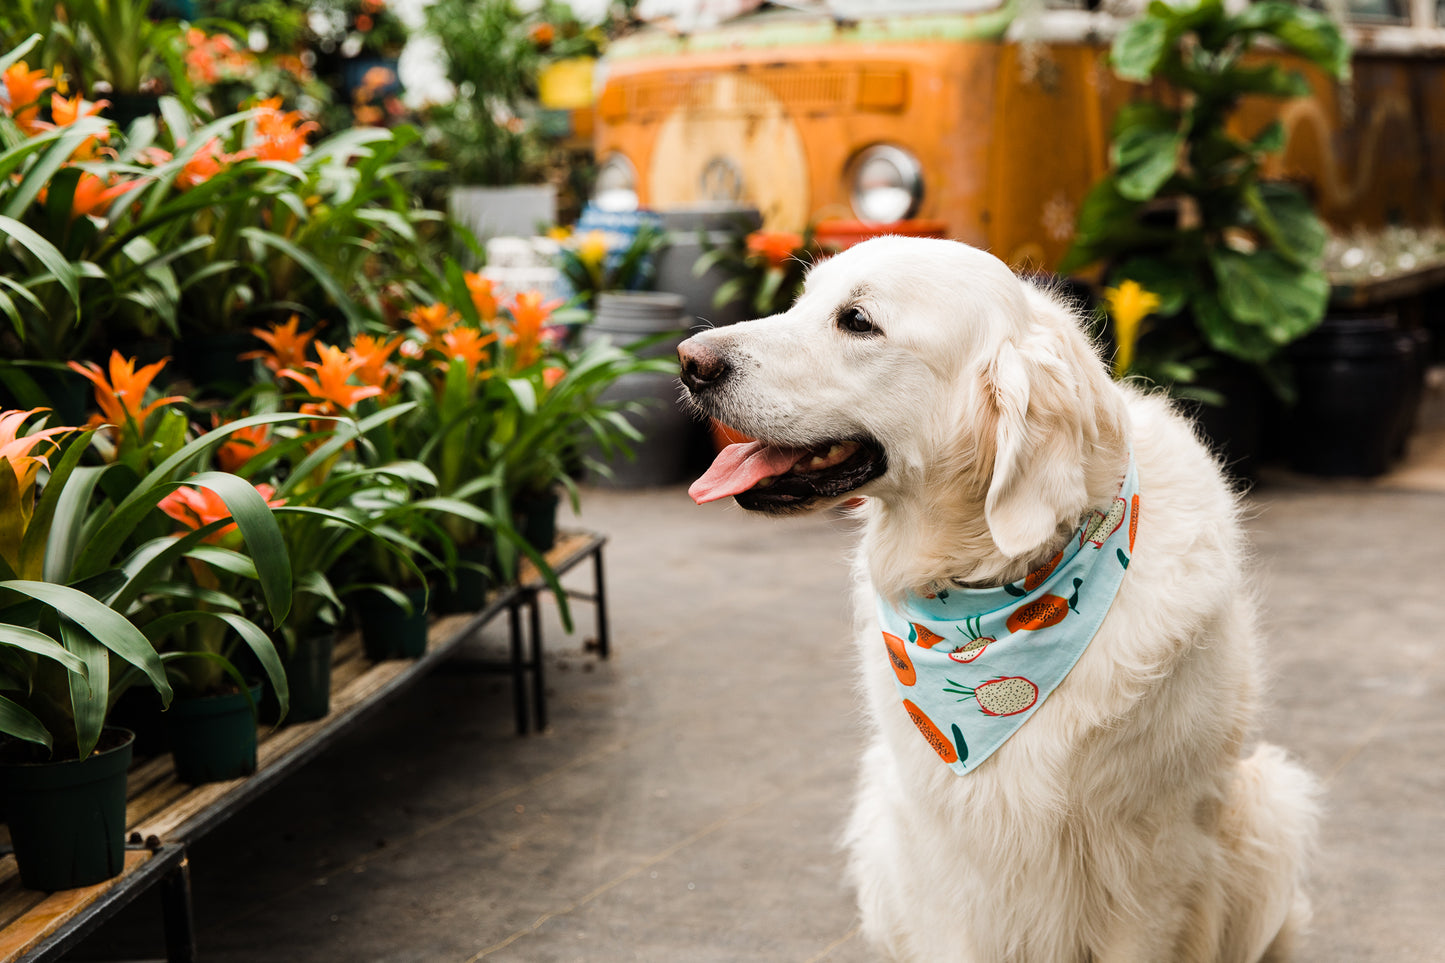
[582,292,695,487]
[653,204,764,328]
[448,184,558,242]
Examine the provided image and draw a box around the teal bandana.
[875,453,1140,774]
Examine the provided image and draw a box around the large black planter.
[0,729,134,891]
[1285,315,1416,477]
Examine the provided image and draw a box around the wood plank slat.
[0,851,151,962]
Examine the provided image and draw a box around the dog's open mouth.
[689,437,887,512]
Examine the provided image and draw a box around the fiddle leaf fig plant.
[1061,0,1349,394]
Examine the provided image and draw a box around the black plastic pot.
[517,488,561,553]
[0,728,134,891]
[165,685,261,785]
[260,631,336,725]
[1286,315,1416,477]
[356,586,429,661]
[1180,359,1276,482]
[437,541,496,614]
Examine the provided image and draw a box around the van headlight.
[848,145,923,224]
[593,154,639,213]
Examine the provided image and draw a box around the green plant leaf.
[0,215,80,315]
[0,693,51,750]
[43,463,111,584]
[183,471,292,625]
[0,623,90,676]
[1111,108,1183,202]
[1111,16,1172,82]
[0,580,171,705]
[61,618,108,760]
[240,226,362,327]
[0,35,41,76]
[1209,248,1328,348]
[1247,182,1327,266]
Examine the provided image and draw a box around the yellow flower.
[1103,279,1161,379]
[576,230,608,269]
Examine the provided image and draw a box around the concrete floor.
[75,441,1445,962]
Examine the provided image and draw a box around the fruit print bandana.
[875,452,1139,775]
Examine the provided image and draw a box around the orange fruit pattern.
[911,622,946,648]
[883,632,916,686]
[902,699,958,763]
[1005,594,1069,633]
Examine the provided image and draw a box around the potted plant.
[1059,0,1349,469]
[61,353,298,785]
[0,400,295,885]
[423,0,557,241]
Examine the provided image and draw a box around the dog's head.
[679,237,1127,570]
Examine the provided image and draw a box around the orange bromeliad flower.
[278,342,384,411]
[159,482,284,545]
[68,352,183,433]
[436,327,498,380]
[2,62,53,134]
[347,333,403,393]
[212,415,272,474]
[244,97,318,163]
[541,365,565,390]
[68,171,142,219]
[49,93,111,159]
[506,291,563,369]
[746,231,803,267]
[463,273,498,322]
[242,315,318,374]
[0,408,74,495]
[178,137,234,189]
[407,302,460,339]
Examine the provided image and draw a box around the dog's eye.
[837,306,876,335]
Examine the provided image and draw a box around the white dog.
[678,237,1317,963]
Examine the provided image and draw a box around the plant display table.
[0,532,609,963]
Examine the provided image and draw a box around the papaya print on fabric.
[876,451,1140,776]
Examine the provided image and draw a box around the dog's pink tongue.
[689,441,805,504]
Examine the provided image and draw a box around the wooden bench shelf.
[0,531,609,963]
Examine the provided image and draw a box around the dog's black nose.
[678,339,730,392]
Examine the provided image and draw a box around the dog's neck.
[862,441,1129,602]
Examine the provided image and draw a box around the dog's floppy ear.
[982,338,1090,559]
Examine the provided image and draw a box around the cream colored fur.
[680,237,1318,963]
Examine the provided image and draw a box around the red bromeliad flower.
[68,352,183,434]
[67,171,142,219]
[158,482,284,545]
[506,291,562,369]
[746,231,803,267]
[347,333,404,394]
[435,326,498,380]
[279,342,384,411]
[244,97,318,163]
[463,273,498,322]
[212,415,272,474]
[407,302,460,340]
[2,62,53,135]
[242,315,318,374]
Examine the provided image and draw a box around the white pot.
[447,184,558,242]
